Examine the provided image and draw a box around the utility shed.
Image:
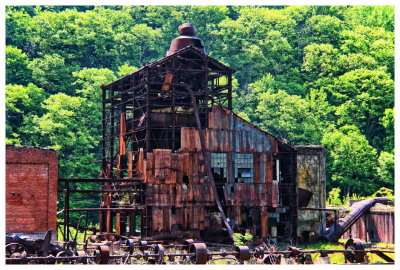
[295,145,326,241]
[6,145,58,240]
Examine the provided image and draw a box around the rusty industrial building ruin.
[5,24,394,249]
[5,23,395,265]
[90,23,318,242]
[54,23,328,243]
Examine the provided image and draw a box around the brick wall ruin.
[6,145,58,237]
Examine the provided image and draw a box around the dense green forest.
[6,6,394,210]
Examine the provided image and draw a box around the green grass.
[298,241,345,264]
[57,219,94,243]
[371,242,394,249]
[297,240,394,264]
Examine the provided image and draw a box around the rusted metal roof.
[211,105,296,151]
[104,46,236,88]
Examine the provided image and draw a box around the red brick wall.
[6,145,58,233]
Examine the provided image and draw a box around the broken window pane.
[234,153,253,183]
[211,153,227,178]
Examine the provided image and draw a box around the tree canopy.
[6,6,394,206]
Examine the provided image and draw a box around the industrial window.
[211,153,227,178]
[234,153,253,183]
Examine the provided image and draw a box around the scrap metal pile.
[6,231,394,265]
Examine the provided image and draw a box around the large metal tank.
[166,23,205,56]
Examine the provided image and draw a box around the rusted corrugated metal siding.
[142,105,287,237]
[341,208,394,243]
[146,184,215,207]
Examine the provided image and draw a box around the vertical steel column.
[204,59,209,108]
[101,85,107,174]
[291,151,298,243]
[228,73,232,110]
[63,189,67,242]
[131,74,135,154]
[145,68,150,153]
[118,79,126,178]
[64,180,70,242]
[171,59,176,150]
[110,85,115,178]
[172,86,176,151]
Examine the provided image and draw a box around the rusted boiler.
[99,23,298,242]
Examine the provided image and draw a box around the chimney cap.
[178,23,196,36]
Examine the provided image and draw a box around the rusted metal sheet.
[253,153,261,184]
[271,181,279,208]
[208,106,279,153]
[224,184,269,207]
[180,127,201,151]
[143,104,290,239]
[166,207,207,232]
[161,73,174,91]
[146,184,214,207]
[341,208,394,243]
[145,150,207,185]
[154,149,172,183]
[152,208,164,232]
[261,206,269,238]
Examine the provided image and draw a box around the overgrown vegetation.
[298,241,394,264]
[56,218,92,243]
[232,233,253,246]
[6,6,394,225]
[327,187,394,207]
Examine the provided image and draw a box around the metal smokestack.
[166,23,206,56]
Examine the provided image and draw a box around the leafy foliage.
[377,152,394,189]
[5,6,394,222]
[380,108,394,152]
[6,46,32,85]
[327,187,394,207]
[232,233,253,246]
[322,125,379,195]
[28,53,79,94]
[6,83,48,144]
[327,188,342,206]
